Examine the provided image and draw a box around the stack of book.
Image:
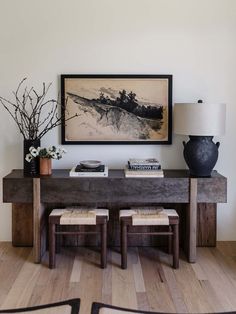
[70,164,108,177]
[125,158,164,178]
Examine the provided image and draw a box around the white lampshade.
[174,102,226,136]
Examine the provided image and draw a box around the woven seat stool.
[49,208,109,269]
[119,207,179,269]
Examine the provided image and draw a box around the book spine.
[128,165,161,170]
[125,169,163,176]
[125,174,164,178]
[70,172,108,177]
[128,161,160,167]
[128,159,159,164]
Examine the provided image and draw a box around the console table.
[2,169,227,264]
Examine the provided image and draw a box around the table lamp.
[174,100,226,177]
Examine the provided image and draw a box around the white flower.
[50,152,58,159]
[29,146,38,157]
[29,146,35,153]
[31,149,38,157]
[28,145,66,161]
[25,154,33,162]
[56,152,62,159]
[62,148,67,153]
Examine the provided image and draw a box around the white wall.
[0,0,235,241]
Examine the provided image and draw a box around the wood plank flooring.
[0,242,236,313]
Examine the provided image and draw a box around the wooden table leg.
[12,203,33,246]
[197,203,217,246]
[188,178,198,263]
[33,178,41,263]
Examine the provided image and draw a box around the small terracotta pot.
[40,158,52,175]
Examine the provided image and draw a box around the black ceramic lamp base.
[183,136,220,177]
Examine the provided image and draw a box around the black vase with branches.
[23,139,40,176]
[0,78,77,176]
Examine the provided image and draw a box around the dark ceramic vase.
[183,136,220,177]
[23,139,40,177]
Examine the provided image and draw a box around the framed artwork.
[61,74,172,144]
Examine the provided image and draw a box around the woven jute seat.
[119,207,179,269]
[49,207,109,269]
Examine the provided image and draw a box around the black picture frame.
[61,74,172,145]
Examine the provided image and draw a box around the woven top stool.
[49,208,109,269]
[119,208,179,269]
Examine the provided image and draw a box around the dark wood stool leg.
[168,225,172,254]
[101,219,107,269]
[49,222,56,269]
[121,219,128,269]
[55,224,61,254]
[173,223,179,269]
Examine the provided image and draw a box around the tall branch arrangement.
[0,78,78,140]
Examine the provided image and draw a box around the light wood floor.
[0,243,236,313]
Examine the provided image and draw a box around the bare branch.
[0,79,78,140]
[37,112,79,139]
[0,98,26,138]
